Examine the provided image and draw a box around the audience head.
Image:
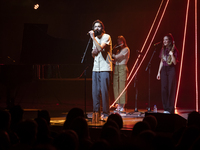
[9,105,24,131]
[107,113,123,129]
[132,121,150,137]
[0,130,10,150]
[90,139,110,150]
[101,126,121,147]
[187,111,200,128]
[152,134,174,150]
[63,108,84,130]
[37,110,51,125]
[16,120,37,145]
[136,130,156,150]
[190,136,200,150]
[54,130,78,150]
[143,115,157,131]
[34,117,51,144]
[177,126,200,149]
[0,110,11,131]
[69,117,89,140]
[103,119,119,131]
[32,144,57,150]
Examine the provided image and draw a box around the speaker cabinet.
[145,112,187,132]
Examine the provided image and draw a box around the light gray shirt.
[115,47,130,65]
[92,33,112,72]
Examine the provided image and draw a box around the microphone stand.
[81,37,91,118]
[134,59,139,112]
[145,46,157,112]
[127,50,144,117]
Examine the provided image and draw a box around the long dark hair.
[163,33,174,50]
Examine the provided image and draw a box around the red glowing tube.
[195,0,198,111]
[174,0,190,109]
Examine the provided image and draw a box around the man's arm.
[88,30,108,52]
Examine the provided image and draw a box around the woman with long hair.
[112,36,130,112]
[156,33,178,114]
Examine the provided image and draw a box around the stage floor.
[21,108,192,131]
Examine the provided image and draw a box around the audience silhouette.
[1,106,200,150]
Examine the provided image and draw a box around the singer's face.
[163,36,169,46]
[94,23,102,31]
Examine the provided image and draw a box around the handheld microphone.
[154,41,162,46]
[87,30,98,36]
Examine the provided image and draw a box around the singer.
[156,33,178,114]
[88,20,112,119]
[112,36,130,112]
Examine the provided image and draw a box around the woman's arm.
[157,60,163,80]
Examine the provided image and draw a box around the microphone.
[87,30,98,36]
[154,41,162,46]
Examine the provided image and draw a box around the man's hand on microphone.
[88,30,95,39]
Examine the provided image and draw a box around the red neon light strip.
[174,0,190,109]
[127,0,164,80]
[110,0,169,108]
[195,0,198,111]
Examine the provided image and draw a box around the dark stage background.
[0,0,199,111]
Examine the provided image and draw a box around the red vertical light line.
[195,0,198,111]
[174,0,190,109]
[127,0,164,80]
[110,0,169,108]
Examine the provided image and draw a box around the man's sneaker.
[163,111,170,114]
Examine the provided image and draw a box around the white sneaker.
[163,111,170,114]
[119,108,125,112]
[100,114,108,121]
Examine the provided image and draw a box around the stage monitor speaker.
[145,112,187,133]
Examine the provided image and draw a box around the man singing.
[88,20,112,120]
